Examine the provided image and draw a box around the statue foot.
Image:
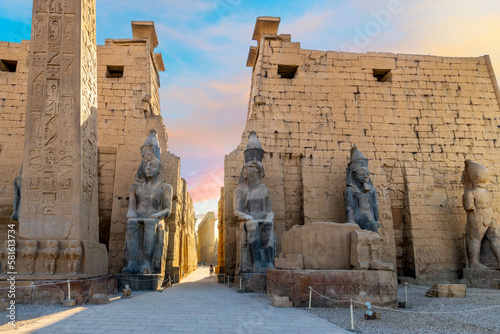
[265,262,275,270]
[140,262,153,275]
[123,262,138,274]
[470,262,489,271]
[252,261,265,273]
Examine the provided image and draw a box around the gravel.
[0,303,66,331]
[306,284,500,333]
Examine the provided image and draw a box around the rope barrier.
[0,273,163,290]
[307,286,500,314]
[408,283,500,296]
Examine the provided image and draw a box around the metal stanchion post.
[405,282,408,304]
[67,279,71,300]
[227,276,230,287]
[308,287,312,308]
[240,277,242,290]
[350,299,354,330]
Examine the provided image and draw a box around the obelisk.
[17,0,107,277]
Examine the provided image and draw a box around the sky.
[1,0,499,222]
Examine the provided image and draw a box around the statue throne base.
[122,219,169,290]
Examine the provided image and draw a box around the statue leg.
[261,221,275,269]
[245,220,263,272]
[142,219,158,274]
[486,219,500,269]
[467,215,489,270]
[123,219,140,274]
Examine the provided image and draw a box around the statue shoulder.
[129,182,139,192]
[162,183,173,195]
[344,186,354,195]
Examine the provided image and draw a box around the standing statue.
[22,240,38,274]
[234,131,275,273]
[462,159,500,270]
[123,129,172,275]
[42,240,59,274]
[344,145,380,233]
[64,240,82,274]
[11,166,22,221]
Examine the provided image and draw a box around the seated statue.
[123,129,172,275]
[234,131,275,273]
[344,145,380,233]
[462,159,500,270]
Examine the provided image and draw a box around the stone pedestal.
[281,222,362,270]
[240,273,266,292]
[116,274,163,291]
[218,274,225,284]
[267,269,398,308]
[0,276,115,305]
[0,240,107,279]
[463,268,500,288]
[89,294,110,304]
[425,284,466,298]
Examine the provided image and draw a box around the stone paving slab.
[4,267,349,333]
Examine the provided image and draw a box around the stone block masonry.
[222,17,500,283]
[0,21,197,279]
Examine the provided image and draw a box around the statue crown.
[244,130,264,164]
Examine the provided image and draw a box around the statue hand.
[376,221,381,229]
[150,212,162,219]
[127,211,137,218]
[11,213,18,221]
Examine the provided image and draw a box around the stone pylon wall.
[0,22,197,278]
[223,18,500,282]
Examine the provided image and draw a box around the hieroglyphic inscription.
[20,0,98,240]
[80,0,98,213]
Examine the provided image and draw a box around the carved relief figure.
[234,131,276,273]
[11,167,22,221]
[42,240,59,274]
[1,240,15,274]
[64,240,82,274]
[350,230,393,271]
[462,159,500,270]
[123,129,172,275]
[344,145,380,233]
[22,240,39,274]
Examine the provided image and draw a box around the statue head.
[68,240,81,248]
[136,129,163,181]
[244,131,264,164]
[26,240,38,248]
[239,131,266,186]
[47,240,59,248]
[243,161,265,185]
[346,145,373,191]
[462,159,489,189]
[142,154,161,179]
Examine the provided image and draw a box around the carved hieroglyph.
[20,0,98,241]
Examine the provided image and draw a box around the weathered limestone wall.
[0,41,29,238]
[197,212,216,264]
[223,18,500,282]
[0,22,197,278]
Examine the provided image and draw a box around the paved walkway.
[5,267,348,333]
